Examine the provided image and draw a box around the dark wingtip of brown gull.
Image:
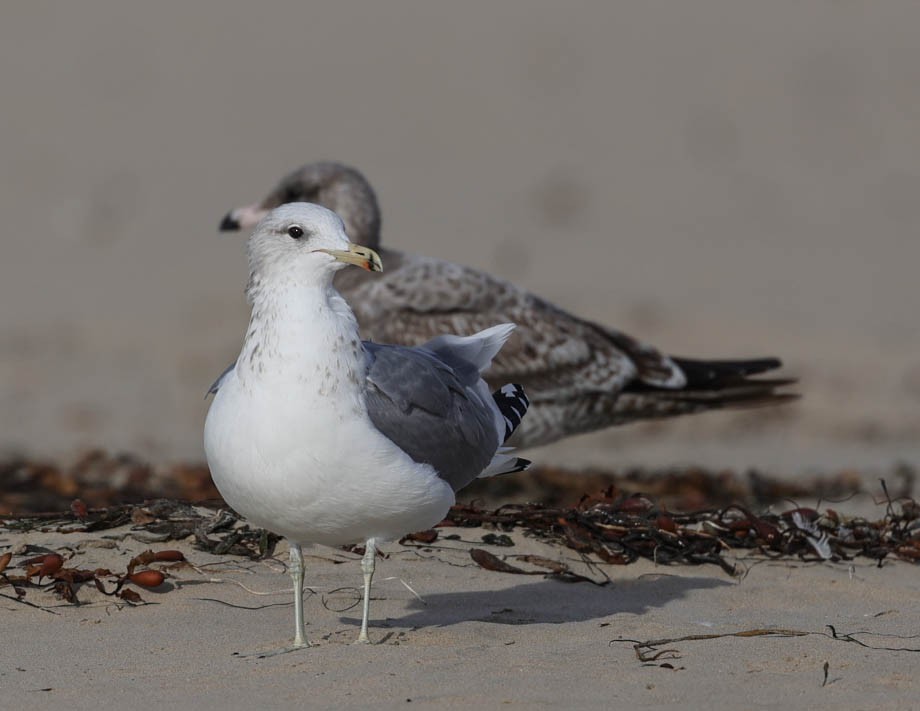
[621,355,798,414]
[668,356,785,387]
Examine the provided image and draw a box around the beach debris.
[788,510,833,560]
[399,529,439,545]
[70,499,88,519]
[444,477,920,572]
[613,625,920,666]
[128,570,166,588]
[480,533,514,547]
[470,548,536,575]
[468,548,607,585]
[126,549,186,573]
[3,480,918,577]
[24,553,64,581]
[1,453,918,598]
[0,546,188,607]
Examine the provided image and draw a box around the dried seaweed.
[0,548,186,607]
[613,625,920,665]
[447,483,920,572]
[460,462,886,510]
[4,487,920,582]
[469,548,607,585]
[2,453,918,588]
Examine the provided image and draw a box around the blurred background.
[1,1,918,477]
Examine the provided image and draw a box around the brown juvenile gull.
[219,162,795,449]
[205,203,531,650]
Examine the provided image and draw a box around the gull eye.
[287,225,304,239]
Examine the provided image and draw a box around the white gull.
[204,203,530,650]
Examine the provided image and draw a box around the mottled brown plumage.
[220,162,795,448]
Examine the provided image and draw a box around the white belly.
[204,371,455,545]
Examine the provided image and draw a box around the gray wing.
[363,341,499,492]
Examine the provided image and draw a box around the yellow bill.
[315,244,383,272]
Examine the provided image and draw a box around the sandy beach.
[2,498,918,710]
[1,1,919,708]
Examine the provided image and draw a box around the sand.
[2,509,917,710]
[1,2,919,708]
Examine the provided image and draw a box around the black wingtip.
[514,457,532,472]
[492,384,530,443]
[669,356,785,387]
[219,212,241,232]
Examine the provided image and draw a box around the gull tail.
[479,383,532,479]
[479,448,531,478]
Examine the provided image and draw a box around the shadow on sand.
[341,573,732,631]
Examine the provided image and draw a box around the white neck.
[235,270,365,397]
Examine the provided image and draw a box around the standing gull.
[205,203,530,649]
[220,162,795,449]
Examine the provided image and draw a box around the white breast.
[205,334,454,545]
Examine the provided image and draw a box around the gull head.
[220,162,381,249]
[247,202,382,284]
